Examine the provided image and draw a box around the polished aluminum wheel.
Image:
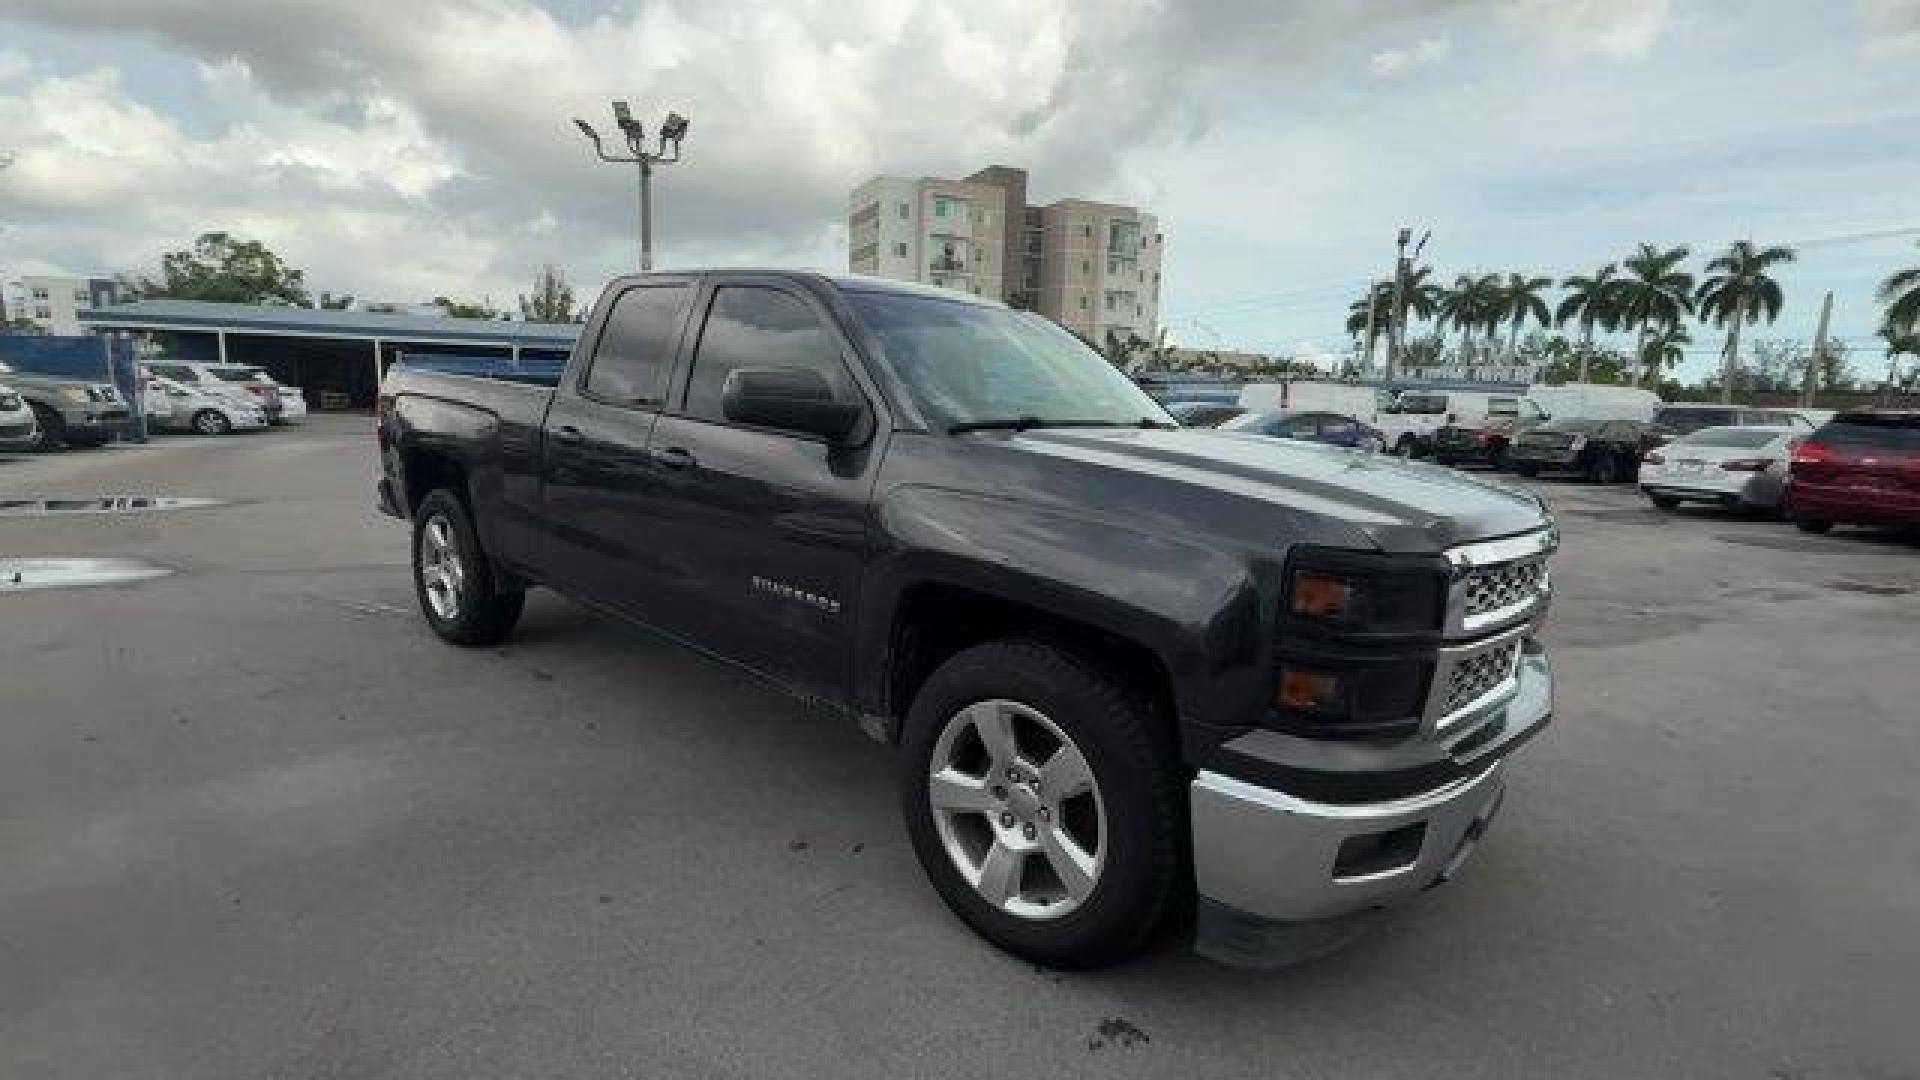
[928,699,1106,920]
[419,513,465,621]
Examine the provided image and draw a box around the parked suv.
[142,361,284,422]
[1509,417,1647,482]
[1786,410,1920,534]
[0,361,129,450]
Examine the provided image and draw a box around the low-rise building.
[6,275,121,335]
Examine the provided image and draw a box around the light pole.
[573,103,688,272]
[1383,227,1430,383]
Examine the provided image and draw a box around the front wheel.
[411,489,525,646]
[1647,492,1681,510]
[1513,463,1539,478]
[1394,437,1418,460]
[1793,517,1833,535]
[900,639,1182,969]
[192,409,231,436]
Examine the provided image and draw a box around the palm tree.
[1556,264,1623,382]
[1347,281,1394,371]
[1617,244,1695,387]
[1638,324,1690,387]
[1877,241,1920,336]
[1880,322,1920,399]
[1437,273,1504,362]
[1500,274,1553,358]
[1696,240,1795,404]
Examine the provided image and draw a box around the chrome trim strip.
[1426,621,1531,732]
[1444,527,1556,568]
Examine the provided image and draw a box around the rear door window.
[582,285,691,408]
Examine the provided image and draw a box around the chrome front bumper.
[1191,647,1550,966]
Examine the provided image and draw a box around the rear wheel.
[1587,452,1621,484]
[900,639,1182,969]
[1394,437,1418,460]
[26,404,63,451]
[411,489,525,646]
[1647,493,1681,510]
[1793,517,1833,535]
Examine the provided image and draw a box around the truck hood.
[1003,428,1550,553]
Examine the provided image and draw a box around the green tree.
[1876,241,1920,335]
[142,231,311,306]
[1436,273,1502,362]
[1696,240,1795,403]
[1555,264,1624,382]
[519,264,579,323]
[434,296,499,320]
[318,292,354,310]
[1637,323,1690,386]
[1499,273,1553,357]
[1880,323,1920,397]
[1617,244,1694,386]
[1346,280,1393,369]
[4,316,47,334]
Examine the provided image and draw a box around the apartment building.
[847,175,1010,301]
[847,166,1162,348]
[5,275,121,335]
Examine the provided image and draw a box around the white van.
[1236,380,1379,418]
[1525,383,1661,423]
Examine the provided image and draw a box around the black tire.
[27,403,64,451]
[411,488,525,647]
[1647,493,1681,510]
[1587,452,1620,484]
[900,638,1183,970]
[1489,444,1509,471]
[1793,517,1833,535]
[192,409,231,436]
[1394,437,1418,460]
[1513,463,1539,478]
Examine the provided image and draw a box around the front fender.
[856,485,1276,745]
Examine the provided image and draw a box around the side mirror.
[722,366,863,443]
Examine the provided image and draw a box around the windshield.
[845,292,1171,430]
[1488,398,1518,416]
[208,368,259,383]
[1679,427,1781,448]
[1655,408,1735,433]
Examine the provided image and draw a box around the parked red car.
[1785,410,1920,534]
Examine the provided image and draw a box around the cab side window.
[682,286,854,425]
[582,285,691,408]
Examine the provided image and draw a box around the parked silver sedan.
[1639,425,1800,513]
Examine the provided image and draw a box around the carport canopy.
[77,299,581,409]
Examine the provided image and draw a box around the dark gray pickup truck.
[378,270,1555,968]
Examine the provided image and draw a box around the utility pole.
[1383,228,1430,384]
[573,104,689,272]
[1802,290,1832,407]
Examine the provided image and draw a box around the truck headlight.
[59,385,91,403]
[1284,549,1446,636]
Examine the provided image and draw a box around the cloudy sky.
[2,0,1918,378]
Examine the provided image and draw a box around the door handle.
[650,445,696,471]
[551,425,584,446]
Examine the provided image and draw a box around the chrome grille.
[1444,641,1519,716]
[1462,560,1545,620]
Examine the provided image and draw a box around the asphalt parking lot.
[3,415,1916,1080]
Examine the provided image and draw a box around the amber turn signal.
[1291,572,1353,619]
[1277,667,1342,712]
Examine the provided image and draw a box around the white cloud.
[0,48,30,84]
[1370,35,1450,77]
[1858,0,1920,56]
[1505,0,1671,60]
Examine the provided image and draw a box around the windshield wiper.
[948,416,1178,434]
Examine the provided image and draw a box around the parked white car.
[147,377,268,435]
[1639,425,1801,513]
[141,361,288,423]
[0,383,39,451]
